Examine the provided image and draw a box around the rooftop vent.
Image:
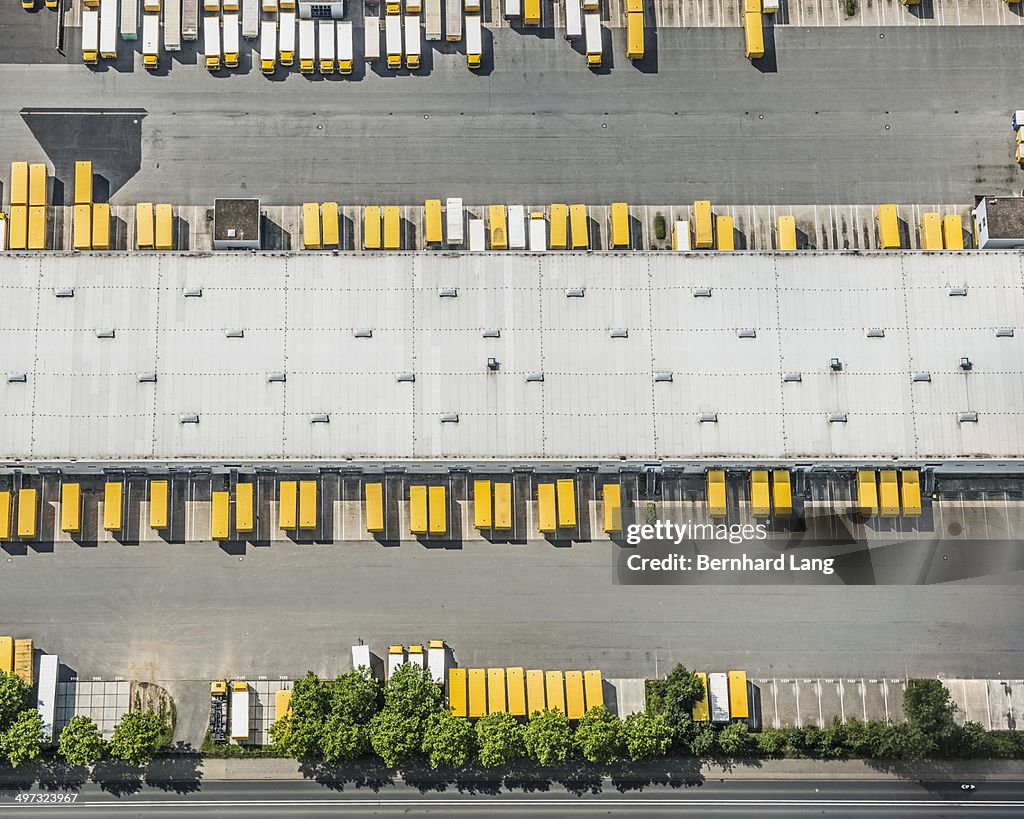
[397,372,416,382]
[958,412,979,423]
[54,287,74,298]
[353,328,373,338]
[310,414,330,424]
[654,371,673,382]
[179,414,200,424]
[482,329,501,338]
[439,288,458,298]
[698,413,718,423]
[830,358,843,371]
[526,372,545,382]
[996,328,1014,338]
[95,329,115,339]
[7,373,27,383]
[565,288,585,298]
[783,372,802,382]
[183,287,203,297]
[267,373,286,383]
[225,329,244,338]
[959,357,972,371]
[738,328,756,338]
[693,287,712,298]
[610,328,628,338]
[912,372,931,382]
[866,329,885,338]
[948,286,968,296]
[440,413,459,423]
[828,413,848,423]
[137,373,157,383]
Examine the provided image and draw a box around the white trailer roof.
[1,251,1021,462]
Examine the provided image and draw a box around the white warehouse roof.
[0,251,1021,462]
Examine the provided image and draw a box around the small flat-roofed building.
[972,196,1024,249]
[213,198,261,250]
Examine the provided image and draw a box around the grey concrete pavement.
[1,539,1022,686]
[0,27,1020,205]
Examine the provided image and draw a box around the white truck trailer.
[508,205,526,249]
[242,0,259,38]
[427,640,448,685]
[142,13,160,68]
[164,0,182,50]
[363,17,379,62]
[404,14,420,70]
[424,0,441,40]
[504,0,520,18]
[82,9,100,63]
[469,218,485,251]
[203,15,220,70]
[36,655,58,745]
[279,11,295,65]
[223,13,240,67]
[564,0,581,40]
[182,0,198,40]
[298,18,316,74]
[583,12,601,67]
[119,0,138,40]
[445,0,461,40]
[465,13,481,69]
[528,211,547,251]
[708,672,730,723]
[100,0,119,58]
[230,681,250,742]
[260,19,276,73]
[445,197,464,246]
[318,20,335,72]
[384,14,401,69]
[337,20,353,73]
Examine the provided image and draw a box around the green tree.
[755,728,785,756]
[0,710,44,768]
[270,672,331,758]
[689,722,717,757]
[661,664,706,725]
[475,712,525,768]
[330,668,381,725]
[524,709,573,766]
[717,722,756,757]
[383,664,442,722]
[903,679,959,755]
[108,710,167,766]
[320,713,369,766]
[421,711,474,769]
[368,709,422,768]
[0,671,31,732]
[622,712,673,762]
[57,715,105,766]
[573,705,622,763]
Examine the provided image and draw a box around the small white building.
[213,198,262,250]
[971,196,1024,249]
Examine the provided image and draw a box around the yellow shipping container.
[468,669,486,718]
[877,204,900,249]
[716,215,734,250]
[743,12,764,60]
[537,483,556,533]
[879,470,900,517]
[28,206,47,250]
[728,671,749,719]
[428,485,446,535]
[448,668,468,717]
[10,162,29,207]
[487,668,506,714]
[104,481,123,531]
[8,206,28,250]
[14,639,33,686]
[0,492,10,540]
[211,491,230,540]
[857,470,878,515]
[92,202,110,249]
[302,202,321,249]
[74,161,93,205]
[61,483,81,533]
[750,470,770,517]
[494,482,512,530]
[17,489,37,539]
[364,205,382,250]
[0,637,12,673]
[776,215,797,250]
[383,206,401,250]
[149,480,169,530]
[155,204,174,250]
[565,671,585,719]
[772,470,792,516]
[29,163,47,207]
[942,214,964,250]
[365,482,384,533]
[545,671,565,714]
[626,13,644,61]
[136,202,155,249]
[921,212,943,250]
[473,480,492,529]
[73,204,92,250]
[410,485,428,535]
[549,203,568,249]
[236,483,255,533]
[506,668,526,716]
[610,202,630,248]
[489,204,507,249]
[279,481,298,530]
[556,478,576,528]
[584,669,604,710]
[602,483,621,533]
[707,470,726,518]
[692,200,713,248]
[424,199,443,244]
[526,670,545,715]
[901,470,922,517]
[569,204,588,249]
[321,201,339,247]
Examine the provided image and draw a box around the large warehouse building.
[0,250,1021,462]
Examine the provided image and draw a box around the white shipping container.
[583,12,600,56]
[352,644,371,671]
[182,0,198,40]
[425,0,441,40]
[465,13,481,58]
[1014,110,1024,131]
[363,17,380,61]
[564,0,581,40]
[709,672,730,723]
[100,0,119,58]
[507,205,526,249]
[260,20,276,63]
[673,220,691,251]
[279,12,295,59]
[469,219,485,251]
[337,20,353,64]
[299,19,316,63]
[204,15,220,60]
[528,215,546,251]
[121,0,139,40]
[82,9,100,57]
[387,648,406,679]
[504,0,520,17]
[446,198,464,246]
[230,684,250,741]
[427,643,447,685]
[318,20,335,62]
[242,0,259,38]
[142,13,159,56]
[445,0,461,40]
[164,0,181,50]
[762,0,779,10]
[404,15,420,59]
[36,655,59,744]
[223,13,240,57]
[385,14,401,60]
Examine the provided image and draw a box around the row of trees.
[269,665,679,768]
[0,670,171,769]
